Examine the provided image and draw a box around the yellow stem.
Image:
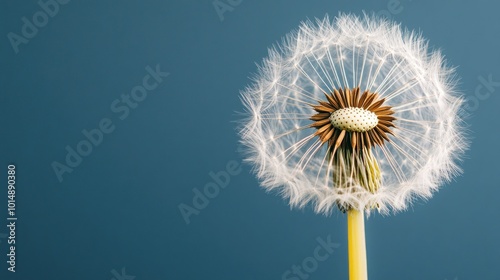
[348,209,368,280]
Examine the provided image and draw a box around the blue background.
[1,0,499,279]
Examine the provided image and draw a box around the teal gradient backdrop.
[1,1,499,279]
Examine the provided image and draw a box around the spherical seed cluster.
[329,108,378,132]
[239,14,467,214]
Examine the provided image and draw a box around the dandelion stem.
[348,209,368,280]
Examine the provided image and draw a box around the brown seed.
[309,87,396,152]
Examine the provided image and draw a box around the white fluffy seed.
[329,107,378,132]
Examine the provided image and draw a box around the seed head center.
[329,107,378,132]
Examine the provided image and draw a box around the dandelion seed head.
[238,13,467,215]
